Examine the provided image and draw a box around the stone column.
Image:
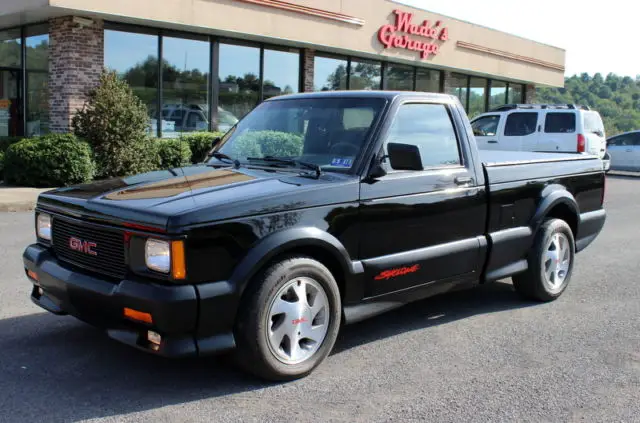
[525,84,536,104]
[301,48,315,92]
[441,70,452,94]
[49,16,104,133]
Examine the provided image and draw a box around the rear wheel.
[233,256,341,381]
[512,218,575,301]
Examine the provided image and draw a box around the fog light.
[147,330,161,346]
[38,287,43,296]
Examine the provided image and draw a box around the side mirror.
[387,143,423,171]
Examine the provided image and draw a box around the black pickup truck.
[23,91,606,381]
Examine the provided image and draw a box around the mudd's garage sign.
[377,9,449,59]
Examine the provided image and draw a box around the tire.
[233,255,342,381]
[512,218,576,302]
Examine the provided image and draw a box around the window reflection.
[350,60,381,90]
[0,29,21,68]
[104,29,159,134]
[386,64,413,91]
[0,28,22,137]
[468,77,487,118]
[219,43,260,121]
[416,68,440,93]
[161,36,209,138]
[490,80,507,109]
[448,73,468,110]
[263,48,299,100]
[508,83,524,104]
[26,25,49,136]
[314,55,347,91]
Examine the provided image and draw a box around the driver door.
[359,101,486,298]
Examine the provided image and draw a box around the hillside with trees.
[537,73,640,137]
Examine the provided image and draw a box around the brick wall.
[302,48,315,92]
[49,16,104,133]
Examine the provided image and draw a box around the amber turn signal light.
[171,240,186,280]
[27,269,39,281]
[123,307,153,324]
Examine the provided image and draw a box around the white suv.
[470,104,610,170]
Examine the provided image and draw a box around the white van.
[470,104,610,170]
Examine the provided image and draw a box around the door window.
[504,112,538,136]
[385,103,461,169]
[608,134,634,146]
[545,113,576,133]
[471,115,500,136]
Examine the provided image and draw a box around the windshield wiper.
[209,151,240,169]
[246,156,322,178]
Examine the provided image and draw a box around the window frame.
[381,101,465,173]
[504,111,539,137]
[544,112,577,134]
[471,114,501,137]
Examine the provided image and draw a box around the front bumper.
[23,244,236,358]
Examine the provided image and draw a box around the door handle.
[487,140,498,144]
[455,176,473,186]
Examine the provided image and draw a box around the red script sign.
[377,10,449,59]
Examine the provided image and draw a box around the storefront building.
[0,0,565,139]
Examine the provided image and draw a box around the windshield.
[210,97,386,172]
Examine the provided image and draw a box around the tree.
[537,72,640,136]
[72,70,158,177]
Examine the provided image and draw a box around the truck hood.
[37,165,359,232]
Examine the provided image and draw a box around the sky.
[396,0,638,78]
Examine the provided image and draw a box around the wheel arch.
[531,187,580,239]
[229,227,357,300]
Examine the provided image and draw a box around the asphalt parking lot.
[0,176,638,423]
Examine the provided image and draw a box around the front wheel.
[233,256,341,381]
[512,218,576,301]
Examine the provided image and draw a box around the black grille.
[52,217,126,279]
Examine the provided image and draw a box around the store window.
[263,48,300,100]
[25,25,49,136]
[349,60,381,90]
[468,77,487,118]
[508,83,524,104]
[386,64,413,91]
[0,28,21,68]
[415,68,440,93]
[161,35,209,138]
[489,81,507,110]
[104,29,159,134]
[219,43,260,120]
[314,55,347,91]
[0,28,22,138]
[448,73,468,111]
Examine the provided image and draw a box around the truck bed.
[479,150,604,184]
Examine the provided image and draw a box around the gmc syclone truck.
[23,92,606,381]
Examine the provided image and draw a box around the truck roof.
[265,90,457,102]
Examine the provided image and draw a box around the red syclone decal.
[374,264,420,281]
[292,317,308,325]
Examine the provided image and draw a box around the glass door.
[0,68,23,137]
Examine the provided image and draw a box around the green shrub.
[156,138,192,168]
[0,136,25,154]
[180,132,225,163]
[229,130,303,158]
[4,134,95,187]
[72,70,151,178]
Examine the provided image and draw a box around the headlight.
[36,213,52,240]
[145,239,170,274]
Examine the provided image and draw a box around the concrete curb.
[0,186,53,213]
[607,170,640,178]
[0,201,38,213]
